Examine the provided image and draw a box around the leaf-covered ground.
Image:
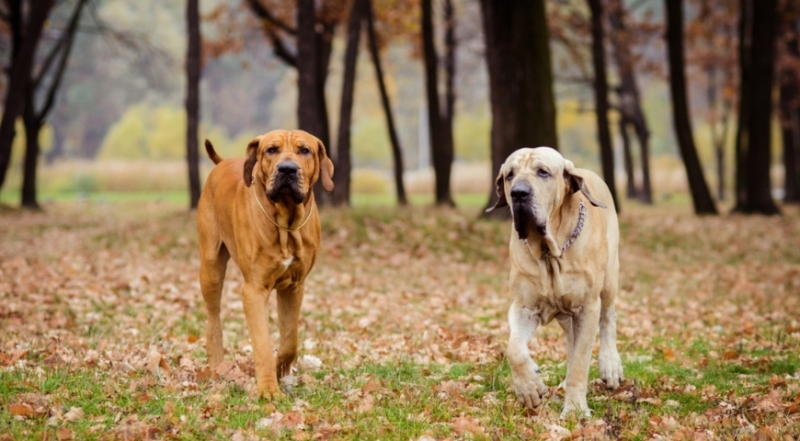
[1,201,799,440]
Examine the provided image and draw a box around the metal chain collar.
[560,199,587,252]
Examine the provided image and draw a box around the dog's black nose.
[510,182,531,201]
[277,162,299,175]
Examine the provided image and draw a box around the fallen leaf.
[56,427,74,441]
[451,415,484,436]
[9,403,35,418]
[63,407,84,422]
[354,394,374,413]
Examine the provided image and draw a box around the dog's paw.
[513,377,549,410]
[560,401,592,419]
[257,380,284,400]
[598,350,624,390]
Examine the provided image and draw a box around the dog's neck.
[251,180,314,228]
[522,192,583,259]
[250,180,315,260]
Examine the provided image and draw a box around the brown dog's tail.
[205,139,224,164]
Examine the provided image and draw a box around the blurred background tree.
[0,0,795,215]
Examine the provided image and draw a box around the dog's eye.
[266,147,279,154]
[298,146,311,155]
[505,171,514,181]
[537,169,550,178]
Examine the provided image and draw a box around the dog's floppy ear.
[563,159,606,208]
[243,136,262,187]
[317,139,335,192]
[485,168,509,213]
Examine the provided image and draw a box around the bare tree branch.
[36,0,87,123]
[245,0,296,35]
[32,34,67,90]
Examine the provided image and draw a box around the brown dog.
[197,129,334,396]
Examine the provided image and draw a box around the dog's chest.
[512,252,599,322]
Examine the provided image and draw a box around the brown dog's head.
[486,147,605,255]
[243,130,334,204]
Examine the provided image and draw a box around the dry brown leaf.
[755,390,784,413]
[56,427,74,441]
[9,403,35,418]
[354,394,375,413]
[63,407,83,422]
[282,410,305,430]
[768,375,786,389]
[721,350,739,360]
[361,379,381,394]
[451,415,484,436]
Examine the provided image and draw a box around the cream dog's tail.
[204,139,224,164]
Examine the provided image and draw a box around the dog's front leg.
[275,282,304,381]
[507,301,549,409]
[241,281,280,397]
[560,298,600,418]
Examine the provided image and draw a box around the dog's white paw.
[598,349,624,390]
[513,376,549,410]
[560,401,592,419]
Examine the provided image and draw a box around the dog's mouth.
[267,175,305,204]
[512,201,547,241]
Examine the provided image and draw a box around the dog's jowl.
[197,130,334,397]
[487,147,624,418]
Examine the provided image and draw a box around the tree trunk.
[444,0,456,133]
[734,0,780,214]
[479,0,558,216]
[366,0,407,205]
[297,0,333,204]
[16,0,85,209]
[587,0,619,212]
[186,0,202,209]
[619,117,637,198]
[332,0,365,206]
[0,0,55,191]
[607,0,651,204]
[246,0,336,204]
[665,0,718,214]
[706,65,725,200]
[21,98,41,210]
[735,0,751,207]
[632,113,652,203]
[779,3,800,203]
[440,0,455,205]
[421,0,453,206]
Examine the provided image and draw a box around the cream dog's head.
[487,147,605,254]
[243,130,334,204]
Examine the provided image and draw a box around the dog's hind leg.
[275,282,304,381]
[199,244,229,371]
[598,278,623,390]
[561,298,600,418]
[556,315,575,389]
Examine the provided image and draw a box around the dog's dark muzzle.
[510,181,546,240]
[268,161,304,203]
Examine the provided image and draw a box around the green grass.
[3,345,796,440]
[2,201,799,439]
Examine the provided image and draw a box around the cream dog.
[487,147,624,418]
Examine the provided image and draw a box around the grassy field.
[1,200,799,440]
